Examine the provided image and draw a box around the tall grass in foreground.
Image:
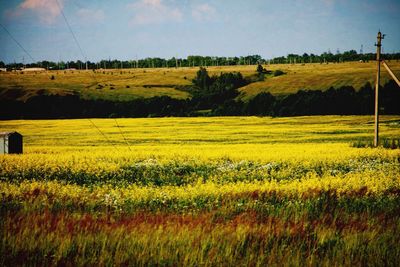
[1,166,399,266]
[2,210,399,266]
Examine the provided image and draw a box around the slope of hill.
[1,61,399,102]
[238,61,400,99]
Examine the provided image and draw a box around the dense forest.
[1,67,399,119]
[2,50,400,70]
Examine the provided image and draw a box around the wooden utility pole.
[374,31,384,147]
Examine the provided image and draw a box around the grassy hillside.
[0,61,399,101]
[239,61,400,99]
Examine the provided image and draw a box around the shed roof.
[0,131,22,137]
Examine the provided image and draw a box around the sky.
[0,0,399,63]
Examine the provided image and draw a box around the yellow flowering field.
[1,115,400,266]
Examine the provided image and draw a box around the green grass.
[1,61,399,101]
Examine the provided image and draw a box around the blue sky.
[0,0,399,63]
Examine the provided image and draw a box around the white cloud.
[192,3,216,22]
[128,0,183,25]
[19,0,64,24]
[77,8,105,23]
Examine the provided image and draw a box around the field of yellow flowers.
[1,116,400,266]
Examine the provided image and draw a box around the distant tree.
[192,67,213,90]
[256,64,265,74]
[256,64,267,81]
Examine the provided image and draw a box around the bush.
[274,70,285,76]
[256,64,266,74]
[245,92,275,116]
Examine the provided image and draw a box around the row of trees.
[2,51,399,70]
[271,51,400,64]
[214,81,400,116]
[0,55,264,70]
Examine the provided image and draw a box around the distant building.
[0,132,23,154]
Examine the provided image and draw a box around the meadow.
[1,116,400,266]
[1,61,399,101]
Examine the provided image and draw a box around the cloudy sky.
[0,0,399,63]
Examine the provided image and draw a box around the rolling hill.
[1,61,399,102]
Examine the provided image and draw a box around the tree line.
[1,67,399,119]
[2,50,400,70]
[214,81,400,116]
[272,50,400,64]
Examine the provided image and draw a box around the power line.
[0,23,35,63]
[3,1,123,151]
[55,0,99,81]
[114,119,132,151]
[55,0,87,62]
[56,0,119,151]
[87,119,119,151]
[0,22,55,81]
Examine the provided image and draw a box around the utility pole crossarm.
[382,60,400,87]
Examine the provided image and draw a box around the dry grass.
[239,61,400,99]
[0,61,399,101]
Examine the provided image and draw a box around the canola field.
[1,116,400,266]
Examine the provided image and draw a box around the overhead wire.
[55,0,98,86]
[56,0,135,152]
[55,0,86,63]
[0,23,25,88]
[55,0,124,151]
[87,118,119,151]
[0,23,35,63]
[0,22,56,82]
[114,119,132,151]
[3,1,130,152]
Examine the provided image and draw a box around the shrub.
[274,70,285,76]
